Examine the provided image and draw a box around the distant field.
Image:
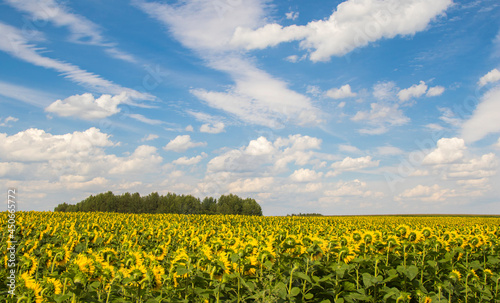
[2,212,499,302]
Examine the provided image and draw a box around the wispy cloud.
[0,22,153,100]
[135,0,321,128]
[4,0,138,63]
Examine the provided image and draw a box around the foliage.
[2,213,500,302]
[53,191,263,216]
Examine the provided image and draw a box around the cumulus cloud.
[478,68,500,87]
[423,137,466,165]
[0,116,18,127]
[0,127,113,161]
[172,153,208,165]
[228,177,274,193]
[426,85,445,97]
[351,103,410,134]
[46,92,128,120]
[290,168,323,182]
[328,156,379,176]
[163,135,207,152]
[108,145,163,174]
[399,184,454,201]
[141,134,159,142]
[323,179,383,198]
[207,134,321,173]
[447,153,497,179]
[326,84,357,99]
[461,86,500,143]
[231,0,452,61]
[245,137,276,156]
[398,81,428,102]
[200,122,225,134]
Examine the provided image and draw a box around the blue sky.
[1,0,500,215]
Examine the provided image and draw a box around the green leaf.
[53,294,73,303]
[406,265,419,281]
[304,293,314,300]
[362,273,373,288]
[290,287,301,297]
[343,281,356,291]
[294,271,312,283]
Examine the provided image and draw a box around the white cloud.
[447,153,497,179]
[4,0,137,63]
[398,81,428,102]
[285,55,299,63]
[399,184,454,202]
[136,0,320,128]
[339,144,362,153]
[163,135,207,152]
[245,137,276,156]
[461,86,500,143]
[326,84,357,99]
[438,107,462,127]
[231,0,452,61]
[286,11,299,20]
[425,123,444,131]
[200,122,225,134]
[0,116,18,127]
[0,162,24,177]
[376,146,404,155]
[426,85,445,97]
[478,68,500,87]
[108,145,163,174]
[190,59,321,127]
[172,153,208,165]
[328,156,379,176]
[207,134,321,173]
[373,81,398,101]
[410,169,429,176]
[423,137,466,165]
[227,177,274,193]
[290,168,323,182]
[128,114,164,125]
[0,22,151,100]
[45,92,128,120]
[0,81,60,108]
[185,125,194,132]
[0,127,113,161]
[141,134,159,142]
[496,137,500,149]
[324,179,383,198]
[352,103,410,134]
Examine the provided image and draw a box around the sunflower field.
[1,212,500,303]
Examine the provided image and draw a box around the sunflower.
[450,269,461,280]
[75,254,95,275]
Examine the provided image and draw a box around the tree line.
[54,191,263,216]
